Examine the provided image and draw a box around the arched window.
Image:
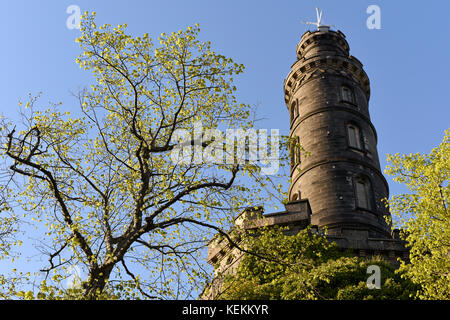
[295,136,301,164]
[290,136,301,169]
[347,123,363,150]
[354,176,373,210]
[341,86,354,103]
[364,136,372,158]
[290,141,295,169]
[290,99,298,122]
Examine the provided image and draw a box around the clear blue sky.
[0,0,449,292]
[1,0,449,183]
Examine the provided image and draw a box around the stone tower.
[284,26,392,240]
[204,25,408,299]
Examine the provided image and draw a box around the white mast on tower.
[303,8,334,31]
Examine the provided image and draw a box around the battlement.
[203,201,408,299]
[206,200,311,268]
[284,54,370,105]
[298,29,350,59]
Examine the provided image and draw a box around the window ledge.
[340,100,359,108]
[356,207,377,215]
[348,146,365,154]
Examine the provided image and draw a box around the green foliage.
[385,129,450,300]
[3,280,121,300]
[216,226,418,300]
[0,12,287,299]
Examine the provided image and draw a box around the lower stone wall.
[203,201,409,299]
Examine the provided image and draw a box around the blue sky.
[0,0,449,293]
[1,0,449,177]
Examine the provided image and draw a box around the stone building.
[204,24,408,299]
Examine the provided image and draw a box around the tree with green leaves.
[213,226,418,300]
[0,12,285,299]
[0,201,20,260]
[385,129,449,300]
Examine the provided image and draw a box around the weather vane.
[303,8,334,30]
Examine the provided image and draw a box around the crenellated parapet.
[206,202,311,274]
[284,30,371,106]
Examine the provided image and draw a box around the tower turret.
[284,27,391,239]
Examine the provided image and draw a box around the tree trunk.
[82,264,115,299]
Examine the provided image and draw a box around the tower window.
[341,86,354,103]
[296,136,301,164]
[290,136,301,169]
[290,103,295,123]
[347,123,363,150]
[290,99,298,123]
[364,136,372,158]
[354,176,373,210]
[290,141,295,169]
